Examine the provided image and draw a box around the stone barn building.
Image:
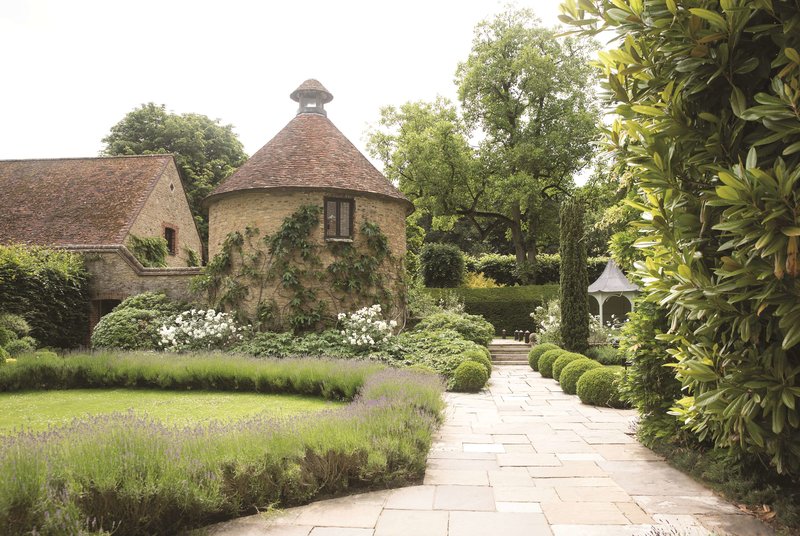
[205,80,412,326]
[0,155,202,334]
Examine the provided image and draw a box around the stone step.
[491,353,530,359]
[493,360,528,365]
[493,355,529,361]
[488,346,530,352]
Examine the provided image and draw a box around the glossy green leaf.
[689,8,728,30]
[716,185,740,200]
[730,86,746,117]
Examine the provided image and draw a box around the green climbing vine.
[192,205,402,333]
[127,234,168,267]
[327,221,392,308]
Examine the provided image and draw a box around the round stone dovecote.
[204,80,412,327]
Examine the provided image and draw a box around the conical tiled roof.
[206,82,411,209]
[588,259,639,293]
[290,79,333,103]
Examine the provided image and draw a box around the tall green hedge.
[424,285,558,335]
[464,253,607,285]
[0,245,89,348]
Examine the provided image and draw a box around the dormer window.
[164,226,176,255]
[325,198,354,239]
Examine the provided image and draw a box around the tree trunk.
[509,207,537,284]
[526,241,538,284]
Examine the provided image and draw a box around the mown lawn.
[0,389,341,432]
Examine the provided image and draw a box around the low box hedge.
[423,285,558,335]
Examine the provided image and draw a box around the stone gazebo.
[588,259,639,325]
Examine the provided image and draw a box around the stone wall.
[77,246,200,336]
[207,189,408,324]
[82,248,199,302]
[127,163,202,267]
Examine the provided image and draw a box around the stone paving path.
[206,366,774,536]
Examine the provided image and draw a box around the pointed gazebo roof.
[588,259,639,293]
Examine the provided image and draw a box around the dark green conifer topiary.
[559,199,589,354]
[538,348,567,378]
[528,343,559,371]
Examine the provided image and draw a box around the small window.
[324,198,354,239]
[164,227,176,255]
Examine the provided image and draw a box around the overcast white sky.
[0,1,584,165]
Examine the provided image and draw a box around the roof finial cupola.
[290,79,333,117]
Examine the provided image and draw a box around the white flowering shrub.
[532,299,626,347]
[337,304,397,351]
[530,299,562,345]
[158,309,242,352]
[588,313,624,346]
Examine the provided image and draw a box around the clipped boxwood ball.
[528,343,560,371]
[560,358,602,395]
[576,366,627,408]
[552,352,585,382]
[538,348,567,378]
[453,360,489,392]
[464,349,492,376]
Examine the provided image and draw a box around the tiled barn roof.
[0,155,174,247]
[206,81,411,209]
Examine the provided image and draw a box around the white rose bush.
[337,304,397,351]
[158,309,242,352]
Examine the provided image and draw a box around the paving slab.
[433,485,495,511]
[448,511,553,536]
[374,509,447,536]
[309,529,373,536]
[293,502,383,528]
[555,485,631,502]
[696,513,776,536]
[384,485,435,510]
[201,366,774,535]
[422,469,489,486]
[542,501,629,525]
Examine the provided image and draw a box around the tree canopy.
[101,103,248,243]
[368,7,600,282]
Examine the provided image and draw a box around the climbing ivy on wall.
[127,234,168,268]
[192,205,402,332]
